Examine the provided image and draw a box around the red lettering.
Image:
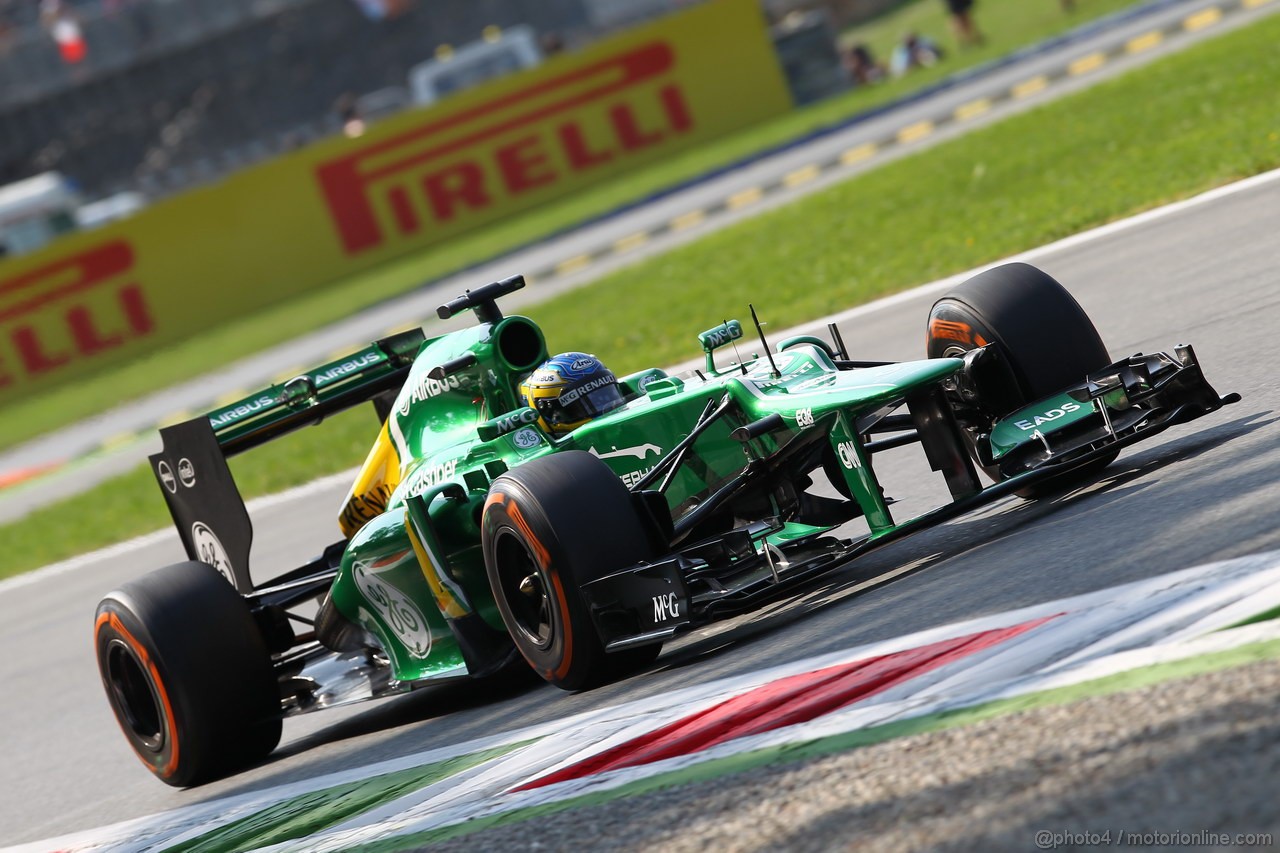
[388,186,420,236]
[559,123,614,171]
[67,304,125,356]
[120,284,153,335]
[610,102,665,151]
[315,42,675,254]
[0,241,134,323]
[422,162,491,221]
[495,135,556,194]
[660,84,693,133]
[0,245,156,388]
[13,326,71,374]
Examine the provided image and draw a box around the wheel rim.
[104,638,165,752]
[493,529,555,650]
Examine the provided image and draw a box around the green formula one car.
[94,263,1237,785]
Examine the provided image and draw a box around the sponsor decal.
[530,369,561,385]
[837,439,862,470]
[209,393,278,429]
[590,444,662,488]
[511,427,541,449]
[489,407,540,437]
[0,240,153,390]
[796,408,815,428]
[340,483,393,536]
[929,317,988,348]
[157,460,177,494]
[353,553,433,657]
[705,327,738,348]
[176,457,196,488]
[316,42,692,256]
[1014,401,1082,431]
[748,354,812,388]
[313,351,380,387]
[406,458,460,495]
[548,354,606,380]
[622,465,658,488]
[589,443,662,461]
[652,592,680,623]
[792,373,836,392]
[700,321,743,350]
[190,521,235,584]
[560,376,613,405]
[397,371,462,415]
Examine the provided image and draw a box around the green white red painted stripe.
[515,616,1057,792]
[13,550,1280,853]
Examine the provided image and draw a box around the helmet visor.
[542,375,625,427]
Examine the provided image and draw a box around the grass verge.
[3,9,1278,579]
[0,0,1148,452]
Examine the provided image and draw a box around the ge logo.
[191,522,235,585]
[511,428,541,449]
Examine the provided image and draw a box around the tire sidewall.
[94,598,183,782]
[93,561,281,786]
[482,483,589,687]
[927,262,1111,404]
[926,262,1117,494]
[481,451,658,691]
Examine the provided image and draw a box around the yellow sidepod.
[338,421,402,538]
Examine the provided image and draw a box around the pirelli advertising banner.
[0,0,791,403]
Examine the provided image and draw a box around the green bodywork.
[318,313,967,685]
[988,391,1096,460]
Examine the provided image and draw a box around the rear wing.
[147,328,425,593]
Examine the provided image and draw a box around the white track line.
[6,165,1279,596]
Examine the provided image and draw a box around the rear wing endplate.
[148,328,424,592]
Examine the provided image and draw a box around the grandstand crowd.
[0,0,680,201]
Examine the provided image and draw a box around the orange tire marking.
[501,495,574,681]
[94,611,180,778]
[507,500,551,567]
[929,318,988,347]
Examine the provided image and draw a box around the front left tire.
[482,451,663,691]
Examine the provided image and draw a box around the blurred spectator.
[842,42,884,86]
[941,0,983,47]
[351,0,411,21]
[890,31,943,77]
[539,30,564,56]
[335,93,366,137]
[41,0,88,64]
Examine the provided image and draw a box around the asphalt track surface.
[3,0,1274,521]
[3,171,1278,847]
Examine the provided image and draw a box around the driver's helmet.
[520,352,626,435]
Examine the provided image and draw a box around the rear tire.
[482,451,662,691]
[927,262,1118,496]
[94,561,282,786]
